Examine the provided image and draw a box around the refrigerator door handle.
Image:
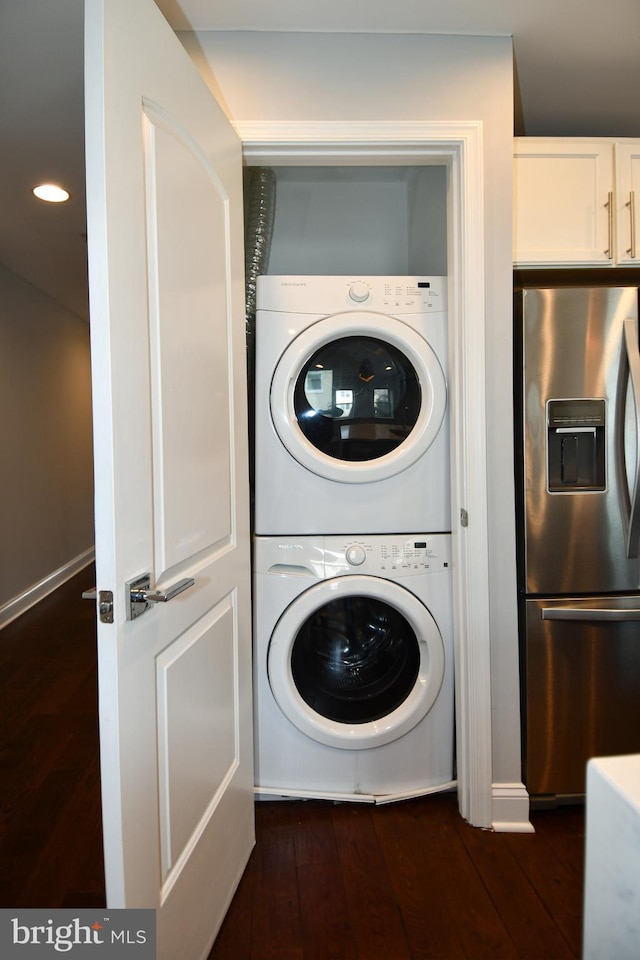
[541,606,640,622]
[623,317,640,558]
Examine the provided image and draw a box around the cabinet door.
[615,143,640,265]
[514,139,614,266]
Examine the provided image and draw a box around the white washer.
[254,276,450,535]
[253,533,456,801]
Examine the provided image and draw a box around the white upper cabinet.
[513,138,640,267]
[513,139,613,265]
[615,143,640,265]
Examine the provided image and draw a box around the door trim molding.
[237,119,494,828]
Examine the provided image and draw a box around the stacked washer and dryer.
[253,275,455,802]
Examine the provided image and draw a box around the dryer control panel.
[255,275,448,314]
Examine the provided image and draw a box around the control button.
[349,281,370,303]
[345,544,367,566]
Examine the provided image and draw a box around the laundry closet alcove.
[236,120,512,831]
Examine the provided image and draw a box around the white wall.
[0,264,94,615]
[181,31,520,786]
[263,166,447,277]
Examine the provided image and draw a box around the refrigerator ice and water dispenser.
[546,398,606,491]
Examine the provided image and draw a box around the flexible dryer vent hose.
[245,167,277,352]
[244,167,276,510]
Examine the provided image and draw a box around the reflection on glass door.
[295,336,421,462]
[291,594,420,724]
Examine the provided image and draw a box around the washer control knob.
[348,281,370,303]
[345,544,367,566]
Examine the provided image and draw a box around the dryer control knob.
[345,544,367,566]
[348,281,370,303]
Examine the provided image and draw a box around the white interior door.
[84,1,253,956]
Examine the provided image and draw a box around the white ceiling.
[2,0,640,321]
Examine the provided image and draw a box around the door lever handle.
[125,573,195,621]
[132,579,195,604]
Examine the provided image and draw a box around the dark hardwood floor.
[210,796,584,960]
[0,567,105,909]
[1,572,585,958]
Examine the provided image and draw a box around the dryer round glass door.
[267,575,446,749]
[269,312,447,483]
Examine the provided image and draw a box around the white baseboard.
[491,782,535,833]
[0,547,95,630]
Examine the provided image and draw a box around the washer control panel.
[255,534,451,578]
[326,533,451,577]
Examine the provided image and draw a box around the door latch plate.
[98,591,114,623]
[82,587,114,624]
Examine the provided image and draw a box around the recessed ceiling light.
[33,183,70,203]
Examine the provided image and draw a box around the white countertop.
[583,754,640,960]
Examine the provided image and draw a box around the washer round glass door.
[267,575,446,750]
[270,312,447,483]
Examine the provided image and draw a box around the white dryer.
[254,276,450,535]
[253,533,456,801]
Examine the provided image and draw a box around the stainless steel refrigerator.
[516,286,640,800]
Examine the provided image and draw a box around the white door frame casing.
[238,120,500,830]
